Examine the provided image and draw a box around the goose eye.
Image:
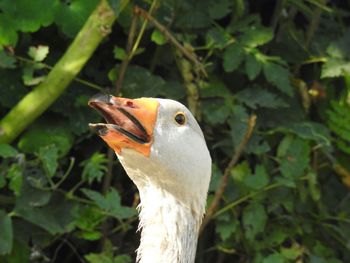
[174,112,186,125]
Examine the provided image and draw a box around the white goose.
[89,94,212,263]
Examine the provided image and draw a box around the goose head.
[88,94,211,214]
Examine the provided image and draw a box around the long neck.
[136,185,202,263]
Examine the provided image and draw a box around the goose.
[88,94,212,263]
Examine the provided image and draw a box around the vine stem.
[199,114,257,233]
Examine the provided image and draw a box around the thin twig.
[199,114,257,233]
[134,6,207,77]
[13,55,104,91]
[115,11,139,93]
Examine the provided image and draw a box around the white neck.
[136,185,201,263]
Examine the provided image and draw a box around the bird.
[88,94,212,263]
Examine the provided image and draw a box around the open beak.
[88,94,159,156]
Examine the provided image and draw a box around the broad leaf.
[223,43,245,72]
[242,202,267,241]
[0,144,18,158]
[37,145,59,178]
[236,87,288,109]
[263,61,294,96]
[277,136,310,179]
[0,210,13,255]
[81,153,108,184]
[82,188,136,219]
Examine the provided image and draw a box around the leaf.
[236,87,288,109]
[82,188,136,219]
[14,192,76,234]
[55,0,99,38]
[151,29,167,45]
[240,25,273,47]
[0,210,13,255]
[85,253,132,263]
[277,136,310,179]
[208,0,233,19]
[307,172,321,201]
[228,105,249,148]
[262,253,286,263]
[7,164,23,196]
[243,165,269,190]
[202,101,230,125]
[200,78,231,98]
[216,217,238,241]
[280,122,331,147]
[223,43,245,72]
[0,14,18,47]
[321,58,350,78]
[245,53,262,80]
[28,45,49,62]
[0,144,18,158]
[80,153,108,184]
[37,145,59,178]
[242,202,267,241]
[0,51,16,69]
[0,0,58,32]
[18,119,74,157]
[113,46,127,60]
[263,61,294,96]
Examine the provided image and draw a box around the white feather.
[117,99,212,263]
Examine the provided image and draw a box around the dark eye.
[174,112,186,125]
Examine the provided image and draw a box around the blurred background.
[0,0,350,262]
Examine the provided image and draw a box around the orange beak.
[88,94,159,157]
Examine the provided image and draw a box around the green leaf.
[223,43,245,72]
[0,210,13,255]
[208,0,233,19]
[37,145,59,178]
[18,119,74,157]
[81,153,108,184]
[0,14,18,47]
[113,46,127,60]
[236,87,288,109]
[307,172,321,201]
[242,202,267,241]
[277,136,310,179]
[321,58,350,78]
[0,0,58,32]
[74,206,105,241]
[85,240,132,263]
[15,192,76,234]
[200,78,231,98]
[262,253,285,263]
[263,61,294,96]
[228,105,249,148]
[245,53,262,80]
[202,101,230,125]
[0,144,18,158]
[82,188,136,219]
[55,0,99,38]
[7,164,23,196]
[240,25,273,47]
[243,165,269,190]
[0,51,16,69]
[28,45,49,62]
[151,29,167,45]
[216,217,238,241]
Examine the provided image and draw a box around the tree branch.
[134,6,207,77]
[0,0,122,144]
[200,114,257,233]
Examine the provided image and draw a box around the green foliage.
[81,153,108,184]
[82,188,136,219]
[1,0,350,262]
[0,210,13,254]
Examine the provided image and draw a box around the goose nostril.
[126,101,134,107]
